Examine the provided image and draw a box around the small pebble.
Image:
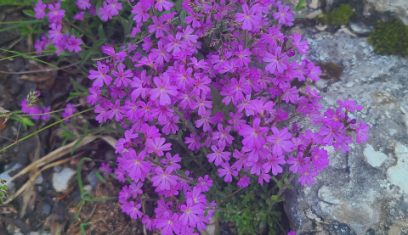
[43,204,51,215]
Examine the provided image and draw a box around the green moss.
[368,20,408,57]
[328,4,355,26]
[315,62,344,81]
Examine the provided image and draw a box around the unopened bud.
[287,50,296,57]
[350,119,357,124]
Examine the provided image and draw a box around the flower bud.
[292,123,299,133]
[350,119,357,124]
[287,50,296,57]
[136,198,142,204]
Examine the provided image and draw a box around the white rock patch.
[387,143,408,194]
[52,168,76,192]
[363,144,387,167]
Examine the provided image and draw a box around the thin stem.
[220,187,244,202]
[170,134,201,167]
[0,108,94,153]
[0,62,80,74]
[18,102,86,117]
[270,173,295,207]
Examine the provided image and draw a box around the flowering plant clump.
[24,0,370,234]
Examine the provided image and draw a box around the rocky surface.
[283,29,408,234]
[365,0,408,25]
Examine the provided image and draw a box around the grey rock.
[0,163,22,193]
[87,168,98,189]
[285,32,408,234]
[349,22,372,34]
[42,204,51,215]
[365,0,408,25]
[52,168,76,192]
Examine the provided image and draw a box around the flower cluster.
[20,91,51,121]
[34,0,86,55]
[31,0,370,234]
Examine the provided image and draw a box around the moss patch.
[368,20,408,57]
[317,4,356,26]
[316,62,344,81]
[328,4,355,26]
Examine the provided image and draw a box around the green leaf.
[180,10,187,27]
[70,28,81,38]
[9,116,34,131]
[70,77,88,92]
[95,170,107,184]
[295,0,307,12]
[71,136,86,154]
[277,181,283,189]
[82,122,89,134]
[77,157,92,197]
[272,176,279,184]
[22,10,36,18]
[79,48,99,64]
[0,20,41,33]
[0,0,33,6]
[98,25,107,41]
[285,185,293,189]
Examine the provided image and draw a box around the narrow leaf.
[71,136,86,154]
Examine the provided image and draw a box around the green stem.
[0,108,94,153]
[270,173,295,206]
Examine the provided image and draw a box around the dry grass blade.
[19,133,41,218]
[8,135,97,184]
[3,157,74,205]
[100,136,118,149]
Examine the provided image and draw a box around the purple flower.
[337,99,363,112]
[197,175,213,192]
[263,46,288,74]
[273,4,295,26]
[287,152,310,174]
[237,175,250,188]
[351,120,370,144]
[267,127,293,156]
[289,33,309,54]
[155,212,181,235]
[160,153,181,172]
[34,0,47,19]
[151,167,178,191]
[47,2,65,23]
[121,201,143,219]
[235,4,261,31]
[146,137,172,156]
[148,16,169,38]
[207,145,230,166]
[62,103,76,123]
[88,61,112,88]
[179,198,204,226]
[73,12,85,21]
[212,124,234,147]
[218,162,238,182]
[121,150,151,181]
[184,134,202,151]
[239,118,268,149]
[99,162,112,175]
[298,164,319,186]
[76,0,91,10]
[132,2,150,23]
[41,106,51,121]
[67,35,82,53]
